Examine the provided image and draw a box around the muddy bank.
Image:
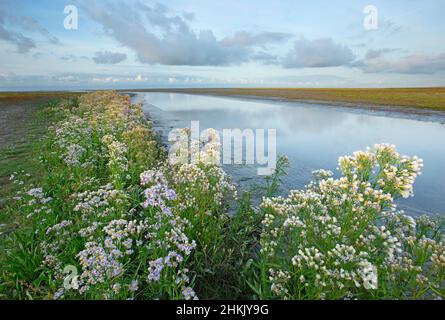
[0,100,40,150]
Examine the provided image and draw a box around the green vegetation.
[0,92,79,103]
[0,97,70,225]
[0,91,443,300]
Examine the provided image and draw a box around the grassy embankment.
[129,87,445,112]
[0,93,81,298]
[0,91,261,299]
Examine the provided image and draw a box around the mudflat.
[127,87,445,114]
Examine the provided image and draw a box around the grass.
[128,87,445,111]
[0,98,64,217]
[0,96,75,299]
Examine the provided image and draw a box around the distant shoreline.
[125,88,445,123]
[2,88,445,123]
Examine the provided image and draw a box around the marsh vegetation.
[0,91,443,300]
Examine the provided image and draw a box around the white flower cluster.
[11,184,53,219]
[73,184,126,219]
[75,218,150,295]
[172,163,236,211]
[260,144,444,299]
[53,116,93,168]
[34,92,200,299]
[139,169,197,298]
[63,144,86,166]
[102,135,129,186]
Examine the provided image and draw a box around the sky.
[1,0,445,90]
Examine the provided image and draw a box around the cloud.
[365,48,400,60]
[80,1,291,66]
[80,1,242,66]
[251,51,280,64]
[93,51,127,64]
[0,6,61,53]
[32,52,44,59]
[0,71,212,88]
[379,19,402,35]
[7,14,61,45]
[282,38,356,68]
[61,54,90,62]
[182,11,195,21]
[220,31,292,48]
[0,23,35,53]
[357,53,445,74]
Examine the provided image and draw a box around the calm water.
[132,92,445,216]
